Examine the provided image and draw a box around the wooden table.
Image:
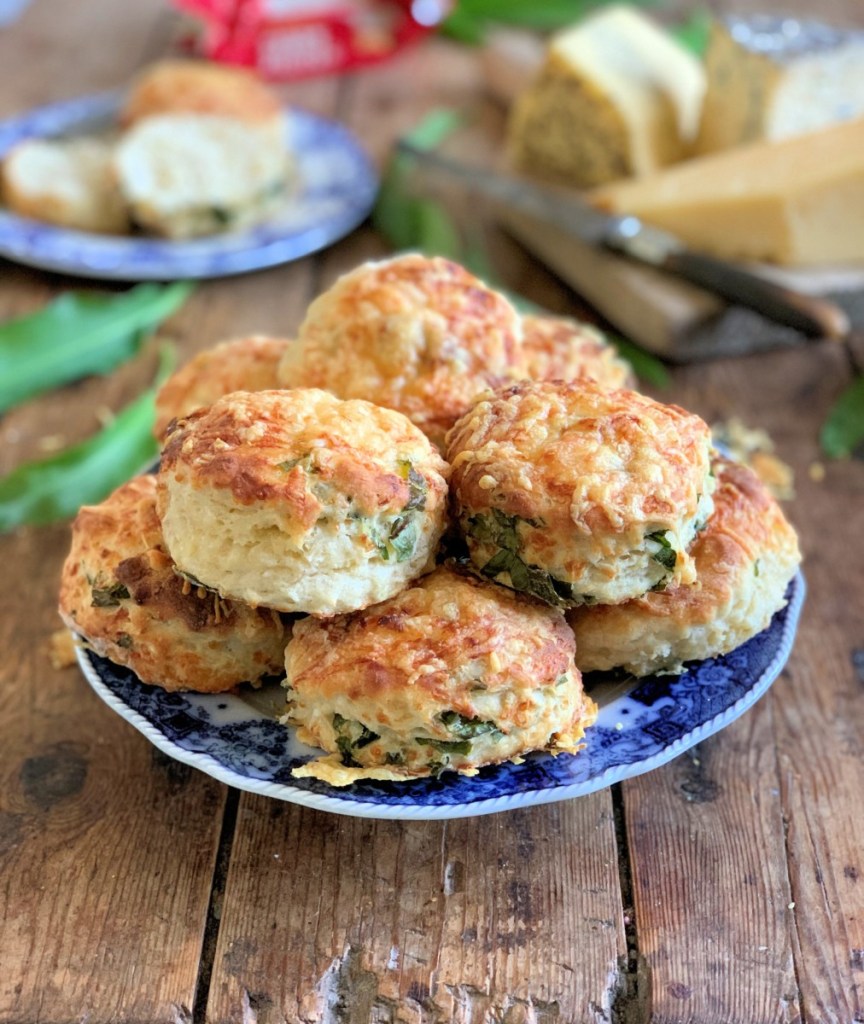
[2,1,863,1021]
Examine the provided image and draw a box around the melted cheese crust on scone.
[286,566,597,786]
[58,475,289,692]
[154,334,292,439]
[518,314,634,389]
[120,58,284,144]
[157,389,449,615]
[277,254,524,448]
[568,457,801,675]
[446,379,716,607]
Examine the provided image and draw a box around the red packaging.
[173,0,450,81]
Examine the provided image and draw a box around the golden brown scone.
[446,379,716,607]
[157,389,450,616]
[154,335,292,439]
[58,475,289,693]
[568,458,801,676]
[518,314,634,389]
[277,255,524,449]
[120,59,284,143]
[285,565,597,786]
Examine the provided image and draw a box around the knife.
[397,140,850,341]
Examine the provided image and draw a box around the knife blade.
[396,140,850,341]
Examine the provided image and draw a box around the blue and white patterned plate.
[0,93,377,280]
[76,572,805,820]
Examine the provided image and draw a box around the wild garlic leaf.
[373,108,465,254]
[671,8,713,56]
[439,711,501,738]
[0,281,192,413]
[647,530,677,571]
[0,345,175,533]
[820,375,864,459]
[440,0,659,42]
[332,714,379,767]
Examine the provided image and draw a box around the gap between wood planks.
[187,785,649,1023]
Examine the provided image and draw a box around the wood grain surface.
[1,1,863,1022]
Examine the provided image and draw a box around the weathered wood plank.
[206,797,626,1023]
[0,2,231,1020]
[622,341,863,1023]
[624,706,799,1024]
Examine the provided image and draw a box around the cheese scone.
[277,254,524,449]
[2,136,129,234]
[568,458,801,676]
[157,389,449,616]
[518,314,633,389]
[114,114,287,238]
[120,58,284,146]
[58,475,289,693]
[286,566,597,786]
[446,379,716,607]
[154,334,292,439]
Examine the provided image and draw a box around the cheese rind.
[508,5,705,188]
[697,15,864,154]
[592,118,864,266]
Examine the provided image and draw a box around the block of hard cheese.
[592,118,864,266]
[697,14,864,155]
[507,5,705,188]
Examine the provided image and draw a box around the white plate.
[77,573,805,821]
[0,92,378,280]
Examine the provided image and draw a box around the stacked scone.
[2,60,290,238]
[59,254,801,787]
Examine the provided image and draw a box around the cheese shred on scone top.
[285,566,597,786]
[446,379,716,608]
[157,389,449,616]
[277,254,524,449]
[568,457,801,676]
[58,475,290,693]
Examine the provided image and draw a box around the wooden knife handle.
[662,249,849,340]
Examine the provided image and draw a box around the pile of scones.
[59,255,801,787]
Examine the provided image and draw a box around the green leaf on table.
[440,0,659,42]
[438,5,487,43]
[373,108,466,256]
[670,8,713,56]
[820,375,864,459]
[0,281,192,414]
[0,345,175,533]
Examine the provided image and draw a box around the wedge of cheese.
[697,15,864,155]
[507,5,705,188]
[592,117,864,266]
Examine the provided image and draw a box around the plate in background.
[76,573,805,821]
[0,92,378,280]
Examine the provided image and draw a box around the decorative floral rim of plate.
[0,92,378,280]
[76,572,805,821]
